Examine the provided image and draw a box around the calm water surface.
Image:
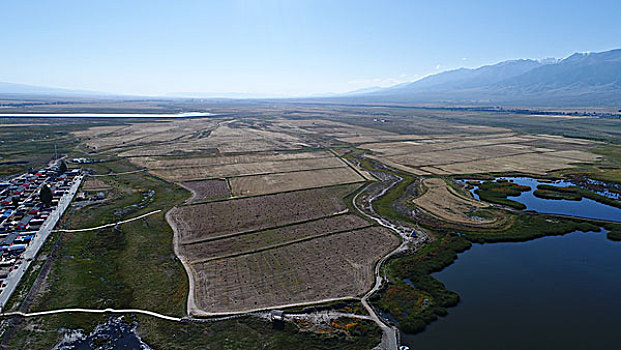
[469,177,621,222]
[406,230,621,350]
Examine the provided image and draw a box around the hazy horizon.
[2,0,620,97]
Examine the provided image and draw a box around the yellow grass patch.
[228,167,364,196]
[413,178,494,225]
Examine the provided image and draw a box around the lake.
[468,177,621,222]
[404,230,621,350]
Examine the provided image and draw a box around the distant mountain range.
[0,82,108,97]
[2,49,620,107]
[344,49,621,107]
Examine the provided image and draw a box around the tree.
[11,197,19,207]
[40,185,53,206]
[59,160,67,174]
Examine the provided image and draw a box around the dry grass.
[190,226,399,313]
[170,184,360,244]
[132,151,333,169]
[413,178,494,225]
[180,215,371,263]
[147,154,347,182]
[81,178,112,192]
[357,132,600,175]
[181,179,230,203]
[228,167,365,196]
[437,152,601,175]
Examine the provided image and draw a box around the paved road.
[0,175,83,310]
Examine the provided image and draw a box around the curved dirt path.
[353,183,407,350]
[0,308,181,322]
[89,169,148,177]
[54,210,161,233]
[166,207,196,317]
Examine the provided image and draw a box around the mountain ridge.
[348,49,621,107]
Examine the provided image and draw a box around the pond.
[55,316,151,350]
[405,230,621,350]
[467,177,621,222]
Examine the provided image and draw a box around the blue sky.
[1,0,620,96]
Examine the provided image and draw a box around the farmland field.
[228,166,364,196]
[360,132,602,175]
[181,179,230,203]
[191,226,399,313]
[130,150,334,169]
[147,155,348,182]
[168,181,401,314]
[180,214,372,263]
[169,184,360,243]
[413,178,496,225]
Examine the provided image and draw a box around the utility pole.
[54,144,58,161]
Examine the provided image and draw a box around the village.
[0,161,82,310]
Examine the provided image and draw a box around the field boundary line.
[329,148,368,180]
[219,165,349,179]
[88,169,148,177]
[187,224,376,264]
[181,181,368,206]
[120,147,328,160]
[162,165,351,183]
[143,154,336,170]
[53,210,161,233]
[181,211,352,245]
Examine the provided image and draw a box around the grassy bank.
[3,313,382,350]
[534,184,621,209]
[473,179,530,209]
[137,315,381,350]
[554,144,621,184]
[371,236,471,333]
[341,148,417,224]
[463,213,603,243]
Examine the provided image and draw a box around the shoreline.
[0,112,215,118]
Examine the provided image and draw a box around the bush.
[475,180,530,210]
[401,318,427,334]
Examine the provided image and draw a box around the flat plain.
[228,166,364,196]
[168,183,399,314]
[61,104,615,319]
[181,179,230,203]
[169,184,359,244]
[191,226,399,313]
[361,133,601,175]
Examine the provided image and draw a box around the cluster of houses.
[0,166,81,283]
